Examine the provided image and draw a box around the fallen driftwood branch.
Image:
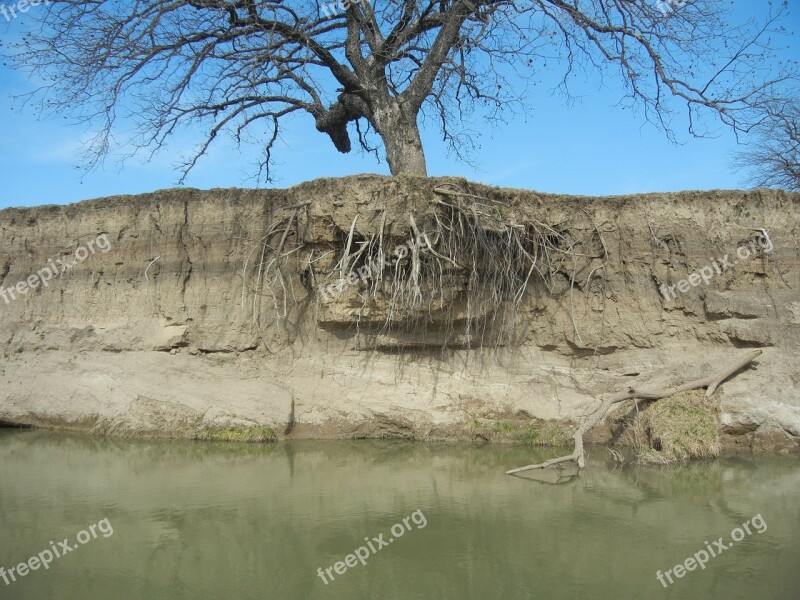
[506,350,762,475]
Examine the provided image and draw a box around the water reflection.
[0,430,797,600]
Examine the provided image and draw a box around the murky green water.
[0,430,798,599]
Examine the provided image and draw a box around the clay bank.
[0,176,798,456]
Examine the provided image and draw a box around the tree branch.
[506,350,763,475]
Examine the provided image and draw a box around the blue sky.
[0,2,797,210]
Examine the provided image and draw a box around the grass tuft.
[627,390,719,464]
[196,425,277,443]
[513,421,572,447]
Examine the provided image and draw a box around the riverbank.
[1,176,798,454]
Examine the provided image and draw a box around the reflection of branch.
[515,462,580,485]
[507,350,762,475]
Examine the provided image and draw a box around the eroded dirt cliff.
[0,175,798,451]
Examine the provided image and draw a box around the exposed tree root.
[312,184,607,350]
[240,184,610,353]
[506,350,763,475]
[240,202,310,338]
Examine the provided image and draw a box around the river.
[0,430,797,599]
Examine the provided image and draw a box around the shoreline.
[1,177,799,461]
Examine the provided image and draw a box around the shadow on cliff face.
[0,418,31,428]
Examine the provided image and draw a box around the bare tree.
[6,0,798,179]
[734,100,800,191]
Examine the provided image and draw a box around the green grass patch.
[197,425,277,443]
[493,421,518,434]
[468,417,572,446]
[513,421,572,447]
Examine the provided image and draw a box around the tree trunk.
[374,103,428,177]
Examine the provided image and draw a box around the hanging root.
[505,350,762,475]
[241,202,310,337]
[313,184,595,350]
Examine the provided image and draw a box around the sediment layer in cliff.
[0,175,798,452]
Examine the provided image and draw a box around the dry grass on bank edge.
[625,390,720,464]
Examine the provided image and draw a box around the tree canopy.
[735,99,800,191]
[7,0,798,179]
